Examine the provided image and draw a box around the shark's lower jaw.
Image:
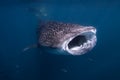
[62,30,97,55]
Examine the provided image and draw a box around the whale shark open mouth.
[62,28,97,55]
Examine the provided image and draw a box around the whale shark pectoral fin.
[22,44,38,52]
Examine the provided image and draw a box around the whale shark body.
[24,21,97,55]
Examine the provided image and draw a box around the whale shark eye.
[68,35,87,49]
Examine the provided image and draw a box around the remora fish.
[23,21,97,55]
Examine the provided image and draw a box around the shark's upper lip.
[79,26,96,34]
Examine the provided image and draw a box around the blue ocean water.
[0,0,120,80]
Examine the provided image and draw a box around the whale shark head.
[38,21,97,55]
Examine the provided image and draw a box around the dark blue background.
[0,0,120,80]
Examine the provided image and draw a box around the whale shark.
[23,21,97,55]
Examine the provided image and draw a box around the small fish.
[23,21,97,55]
